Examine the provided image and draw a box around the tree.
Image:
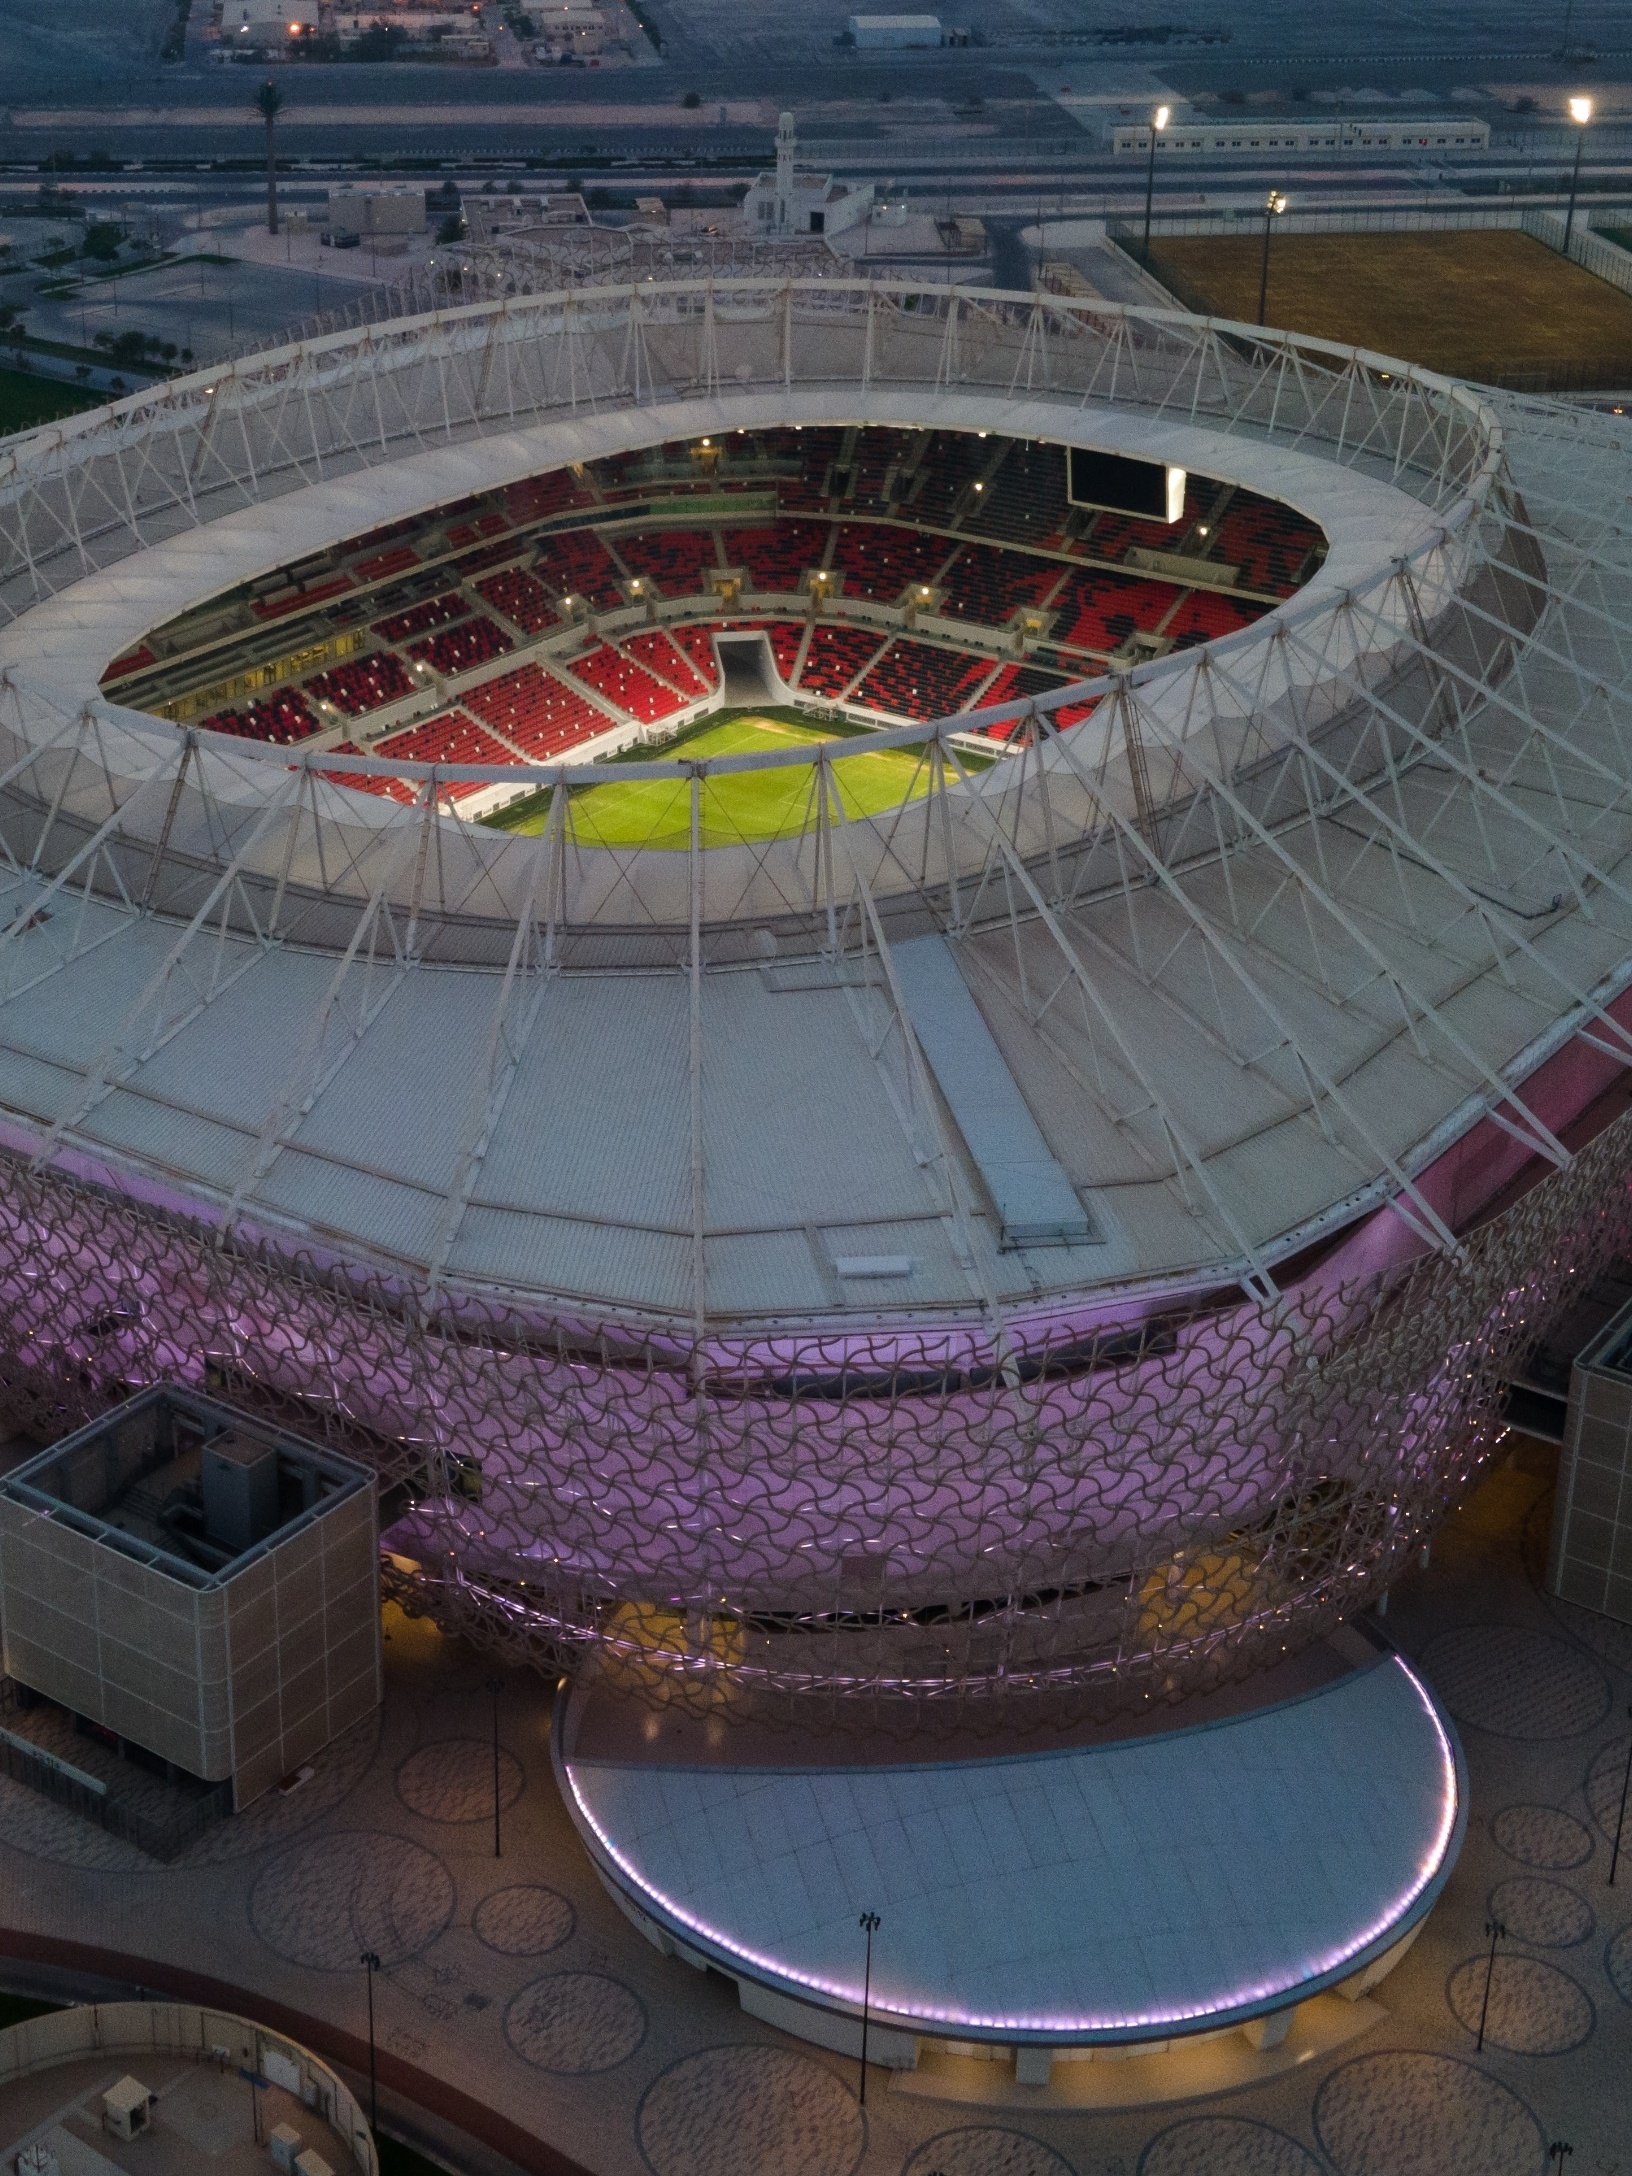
[254,79,284,237]
[352,23,406,60]
[82,223,122,263]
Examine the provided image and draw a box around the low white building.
[847,12,945,46]
[327,188,428,239]
[1112,115,1492,155]
[742,113,872,240]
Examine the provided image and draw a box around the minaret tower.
[774,111,796,235]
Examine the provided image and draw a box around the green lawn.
[0,365,105,439]
[485,711,935,847]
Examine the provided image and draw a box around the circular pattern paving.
[1524,1493,1632,1671]
[1490,1803,1594,1870]
[0,1776,154,1874]
[474,1883,575,1957]
[1606,1922,1632,2004]
[0,1710,381,1875]
[1314,2052,1546,2176]
[1585,1734,1632,1842]
[249,1831,455,1970]
[395,1737,525,1824]
[1139,2117,1321,2176]
[504,1972,646,2074]
[905,2127,1077,2176]
[183,1711,382,1864]
[1445,1954,1594,2054]
[1486,1876,1593,1948]
[638,2045,866,2176]
[1418,1625,1610,1738]
[1540,1591,1632,1675]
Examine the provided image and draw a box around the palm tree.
[255,80,285,237]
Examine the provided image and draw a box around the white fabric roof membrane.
[0,283,1622,1329]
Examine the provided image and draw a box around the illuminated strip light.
[563,1655,1461,2039]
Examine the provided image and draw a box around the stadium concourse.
[1,277,1632,2091]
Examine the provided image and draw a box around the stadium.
[3,276,1632,2064]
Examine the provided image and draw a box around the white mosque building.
[742,113,874,239]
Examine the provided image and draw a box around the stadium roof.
[0,280,1628,1337]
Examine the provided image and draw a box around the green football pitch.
[484,711,938,847]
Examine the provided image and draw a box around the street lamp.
[857,1911,881,2106]
[1141,104,1171,267]
[359,1950,381,2136]
[486,1673,504,1860]
[1564,96,1593,254]
[1608,1701,1632,1885]
[1475,1916,1506,2051]
[1256,191,1288,327]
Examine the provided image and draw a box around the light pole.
[486,1673,504,1859]
[1257,191,1288,327]
[1141,104,1171,267]
[360,1949,381,2136]
[1549,2144,1574,2171]
[1608,1702,1632,1885]
[857,1910,880,2107]
[1564,96,1593,255]
[1475,1916,1506,2051]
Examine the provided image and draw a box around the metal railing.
[0,1691,230,1861]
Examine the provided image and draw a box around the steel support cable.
[1121,640,1576,1174]
[939,724,1281,1297]
[1200,632,1632,1081]
[1277,603,1632,945]
[994,707,1468,1260]
[217,774,447,1235]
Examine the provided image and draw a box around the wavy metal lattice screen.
[0,1113,1617,1727]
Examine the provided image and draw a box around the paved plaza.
[0,1433,1626,2176]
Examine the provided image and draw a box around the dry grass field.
[1145,228,1632,387]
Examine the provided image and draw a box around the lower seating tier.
[622,628,711,699]
[464,661,620,761]
[798,623,886,697]
[372,711,519,799]
[570,641,686,725]
[854,639,997,722]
